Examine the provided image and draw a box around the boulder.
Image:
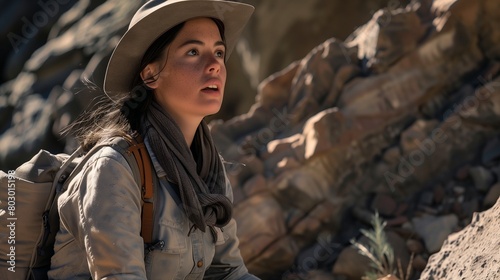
[421,197,500,280]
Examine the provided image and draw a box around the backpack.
[0,136,154,280]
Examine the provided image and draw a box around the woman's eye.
[215,50,225,58]
[187,49,198,56]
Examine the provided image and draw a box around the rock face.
[0,0,143,167]
[212,0,500,278]
[1,0,500,279]
[224,0,406,116]
[420,197,500,280]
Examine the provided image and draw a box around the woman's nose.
[206,56,222,74]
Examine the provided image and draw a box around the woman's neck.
[152,96,202,147]
[172,115,201,147]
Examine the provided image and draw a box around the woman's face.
[142,17,226,122]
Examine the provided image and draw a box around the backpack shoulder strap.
[126,135,154,244]
[67,136,155,244]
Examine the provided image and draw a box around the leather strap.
[127,136,154,244]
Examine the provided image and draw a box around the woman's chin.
[200,105,222,118]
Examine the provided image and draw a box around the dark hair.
[66,18,225,151]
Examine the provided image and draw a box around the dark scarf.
[144,100,232,239]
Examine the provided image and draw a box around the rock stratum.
[1,0,500,279]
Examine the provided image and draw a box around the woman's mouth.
[201,84,220,94]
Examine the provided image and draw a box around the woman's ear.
[140,63,159,89]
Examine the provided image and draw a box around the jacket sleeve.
[204,164,260,280]
[204,219,260,280]
[59,148,146,279]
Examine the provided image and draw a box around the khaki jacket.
[48,137,258,280]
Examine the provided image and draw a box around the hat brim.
[103,0,254,101]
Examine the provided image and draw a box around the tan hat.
[103,0,254,101]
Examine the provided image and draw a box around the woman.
[48,0,258,279]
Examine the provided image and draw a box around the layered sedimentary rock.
[212,0,500,278]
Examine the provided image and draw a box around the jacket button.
[197,260,203,267]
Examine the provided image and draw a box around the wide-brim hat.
[103,0,254,101]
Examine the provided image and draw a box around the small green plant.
[350,212,413,280]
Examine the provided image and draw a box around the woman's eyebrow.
[179,39,226,49]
